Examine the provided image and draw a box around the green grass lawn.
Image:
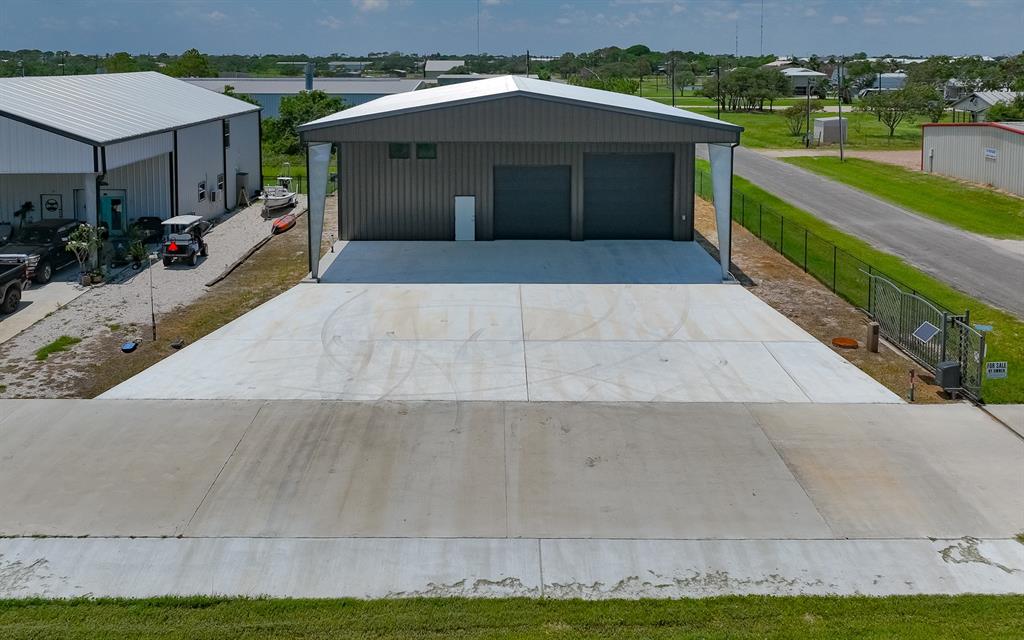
[782,157,1024,240]
[687,109,941,150]
[696,159,1023,404]
[2,595,1023,639]
[34,335,82,361]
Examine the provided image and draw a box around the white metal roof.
[781,67,828,78]
[185,77,425,96]
[0,71,261,146]
[162,215,203,226]
[424,60,465,72]
[952,91,1023,110]
[299,75,742,133]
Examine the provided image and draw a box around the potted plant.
[128,240,147,270]
[65,224,99,286]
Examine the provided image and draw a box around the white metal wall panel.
[0,173,88,224]
[225,111,261,209]
[175,120,226,219]
[924,126,1024,196]
[338,141,694,241]
[0,116,94,174]
[104,154,171,220]
[104,133,173,170]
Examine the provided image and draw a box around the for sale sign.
[986,361,1008,379]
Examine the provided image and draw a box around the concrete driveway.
[0,398,1021,598]
[102,241,898,403]
[0,269,84,345]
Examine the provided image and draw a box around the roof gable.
[0,71,261,145]
[299,75,742,135]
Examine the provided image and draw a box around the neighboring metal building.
[423,60,466,78]
[951,91,1024,122]
[185,77,426,118]
[436,73,540,86]
[922,122,1024,196]
[0,72,261,232]
[298,76,744,280]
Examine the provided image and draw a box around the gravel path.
[758,148,922,171]
[0,197,307,396]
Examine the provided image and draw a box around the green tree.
[263,90,346,155]
[104,52,136,73]
[986,94,1024,121]
[163,48,216,78]
[859,84,932,137]
[783,100,822,137]
[223,85,260,107]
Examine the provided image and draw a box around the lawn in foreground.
[696,159,1023,403]
[2,595,1022,639]
[782,156,1024,240]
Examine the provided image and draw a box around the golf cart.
[160,215,210,267]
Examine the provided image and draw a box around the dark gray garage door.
[583,153,674,239]
[493,165,571,240]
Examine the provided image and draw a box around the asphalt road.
[697,146,1024,318]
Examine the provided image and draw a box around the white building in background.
[185,77,426,118]
[922,122,1024,196]
[0,72,262,234]
[951,91,1024,122]
[781,67,829,96]
[423,60,466,78]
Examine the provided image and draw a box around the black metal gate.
[867,273,985,400]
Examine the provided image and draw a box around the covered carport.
[298,76,741,280]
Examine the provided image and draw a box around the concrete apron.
[1,399,1022,599]
[2,537,1023,599]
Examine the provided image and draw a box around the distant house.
[423,60,466,79]
[856,72,908,98]
[185,77,426,118]
[762,58,798,70]
[436,73,540,86]
[0,72,261,231]
[327,61,372,76]
[951,91,1024,122]
[781,67,828,96]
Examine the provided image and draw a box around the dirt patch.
[0,195,338,399]
[694,197,947,403]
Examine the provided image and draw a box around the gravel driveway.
[0,197,306,396]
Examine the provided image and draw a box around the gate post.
[940,311,948,362]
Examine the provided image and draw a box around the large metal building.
[185,77,426,118]
[0,72,261,233]
[922,122,1024,196]
[298,76,743,279]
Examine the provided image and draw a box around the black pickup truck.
[0,263,27,314]
[0,220,83,284]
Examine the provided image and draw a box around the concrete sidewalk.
[0,399,1021,598]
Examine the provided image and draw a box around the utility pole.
[805,79,811,148]
[838,56,845,162]
[476,0,480,55]
[716,59,722,119]
[760,0,764,56]
[670,57,676,107]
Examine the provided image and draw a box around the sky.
[0,0,1020,58]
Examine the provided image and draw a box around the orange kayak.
[271,213,296,235]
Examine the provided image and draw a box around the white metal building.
[423,60,466,79]
[0,72,261,234]
[950,91,1024,122]
[922,122,1024,196]
[781,67,828,96]
[185,77,426,118]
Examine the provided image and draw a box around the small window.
[388,143,411,159]
[223,120,231,148]
[416,143,437,160]
[217,173,225,192]
[198,180,207,202]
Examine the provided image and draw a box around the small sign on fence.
[986,361,1008,379]
[984,147,998,161]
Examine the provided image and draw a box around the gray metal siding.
[0,115,94,174]
[175,120,228,218]
[225,111,262,208]
[313,96,737,144]
[104,154,171,220]
[924,126,1024,196]
[338,142,694,241]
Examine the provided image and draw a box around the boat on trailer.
[260,162,297,214]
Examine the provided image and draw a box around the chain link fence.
[696,168,986,400]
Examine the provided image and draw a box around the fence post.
[758,204,762,238]
[780,216,784,254]
[940,312,948,363]
[867,265,873,311]
[803,229,808,272]
[699,171,703,196]
[832,246,837,292]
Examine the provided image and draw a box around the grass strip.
[34,335,81,361]
[783,156,1024,240]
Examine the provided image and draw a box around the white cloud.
[862,15,884,25]
[204,10,227,23]
[482,0,504,5]
[831,14,848,24]
[317,15,344,29]
[670,3,686,14]
[351,0,389,12]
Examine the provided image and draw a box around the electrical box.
[935,361,961,391]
